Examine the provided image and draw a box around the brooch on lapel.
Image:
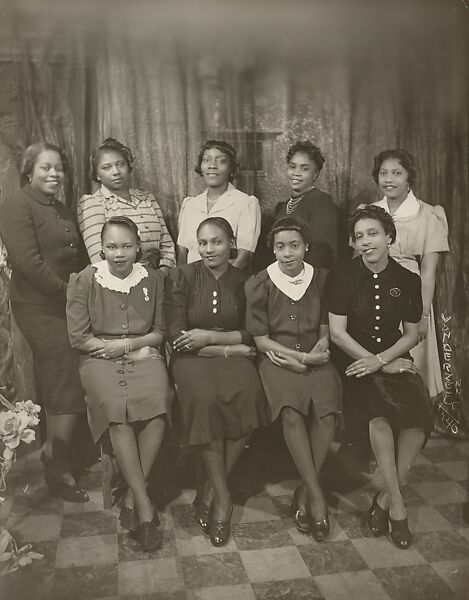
[143,287,150,302]
[389,287,401,297]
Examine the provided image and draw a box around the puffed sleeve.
[245,274,270,336]
[236,195,261,253]
[66,266,94,348]
[0,193,67,300]
[149,193,176,269]
[176,196,194,249]
[326,268,349,316]
[423,205,449,254]
[401,272,423,323]
[152,269,167,336]
[77,193,106,263]
[164,267,190,342]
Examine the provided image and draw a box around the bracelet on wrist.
[376,353,388,366]
[422,315,430,320]
[224,345,230,359]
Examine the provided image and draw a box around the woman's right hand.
[382,358,419,375]
[227,344,257,359]
[266,350,308,374]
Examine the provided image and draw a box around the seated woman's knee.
[369,418,391,435]
[281,406,303,426]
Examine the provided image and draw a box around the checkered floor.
[1,431,469,600]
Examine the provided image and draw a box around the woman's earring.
[99,250,105,260]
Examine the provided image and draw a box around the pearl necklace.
[285,186,315,215]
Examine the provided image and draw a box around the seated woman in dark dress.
[328,205,432,550]
[245,217,342,542]
[165,217,267,547]
[67,216,171,552]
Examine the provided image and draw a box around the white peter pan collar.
[375,190,420,218]
[267,261,314,301]
[93,260,148,293]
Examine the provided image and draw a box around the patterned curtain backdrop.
[1,0,468,428]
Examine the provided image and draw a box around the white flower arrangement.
[0,391,43,574]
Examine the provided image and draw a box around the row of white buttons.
[373,274,382,342]
[212,290,218,314]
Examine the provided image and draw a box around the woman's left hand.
[345,354,382,378]
[266,350,307,374]
[418,317,429,342]
[173,329,212,352]
[89,339,126,359]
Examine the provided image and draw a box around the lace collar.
[267,261,314,301]
[375,190,420,218]
[93,260,148,293]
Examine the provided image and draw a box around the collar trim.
[93,261,148,293]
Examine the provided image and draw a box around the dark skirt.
[171,354,268,446]
[344,370,433,444]
[79,351,171,443]
[12,301,85,415]
[258,356,342,422]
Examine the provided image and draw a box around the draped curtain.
[0,0,467,429]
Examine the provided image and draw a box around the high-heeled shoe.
[389,516,411,549]
[139,513,162,552]
[368,492,389,537]
[311,513,330,543]
[291,487,310,534]
[193,496,211,535]
[119,505,139,532]
[41,450,89,503]
[209,506,233,547]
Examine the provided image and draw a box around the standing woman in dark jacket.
[0,142,89,502]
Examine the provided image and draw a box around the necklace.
[285,187,315,215]
[287,266,305,285]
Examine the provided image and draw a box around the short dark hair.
[267,216,312,248]
[90,138,134,182]
[195,140,239,182]
[286,141,325,173]
[372,149,417,187]
[196,216,238,259]
[348,205,396,244]
[20,142,68,187]
[101,216,142,261]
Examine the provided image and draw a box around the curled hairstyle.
[348,205,396,244]
[372,148,417,187]
[267,216,312,248]
[286,140,325,173]
[20,142,68,187]
[195,140,239,182]
[196,216,238,259]
[90,138,134,182]
[100,216,142,262]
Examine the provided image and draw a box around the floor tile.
[0,569,54,600]
[187,584,255,600]
[232,520,293,550]
[458,527,469,543]
[298,540,367,576]
[263,480,298,497]
[431,559,469,599]
[117,530,176,561]
[334,510,373,539]
[407,504,453,532]
[251,577,323,599]
[118,558,181,596]
[174,526,238,556]
[240,546,310,583]
[422,445,467,463]
[170,503,198,529]
[62,488,109,513]
[314,570,390,600]
[233,496,281,524]
[10,491,64,516]
[330,488,374,512]
[408,464,452,483]
[374,564,456,600]
[55,534,118,568]
[120,593,186,600]
[286,518,348,546]
[352,536,426,569]
[6,513,62,542]
[433,503,469,528]
[52,563,119,599]
[436,461,469,482]
[60,510,117,537]
[412,530,469,562]
[181,552,249,588]
[269,494,294,520]
[409,481,466,505]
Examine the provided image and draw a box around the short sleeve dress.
[66,262,172,442]
[327,257,432,441]
[373,192,449,402]
[164,261,268,446]
[245,264,342,422]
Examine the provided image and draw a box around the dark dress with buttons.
[165,261,268,446]
[0,184,87,414]
[327,257,432,440]
[66,265,171,442]
[245,267,342,422]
